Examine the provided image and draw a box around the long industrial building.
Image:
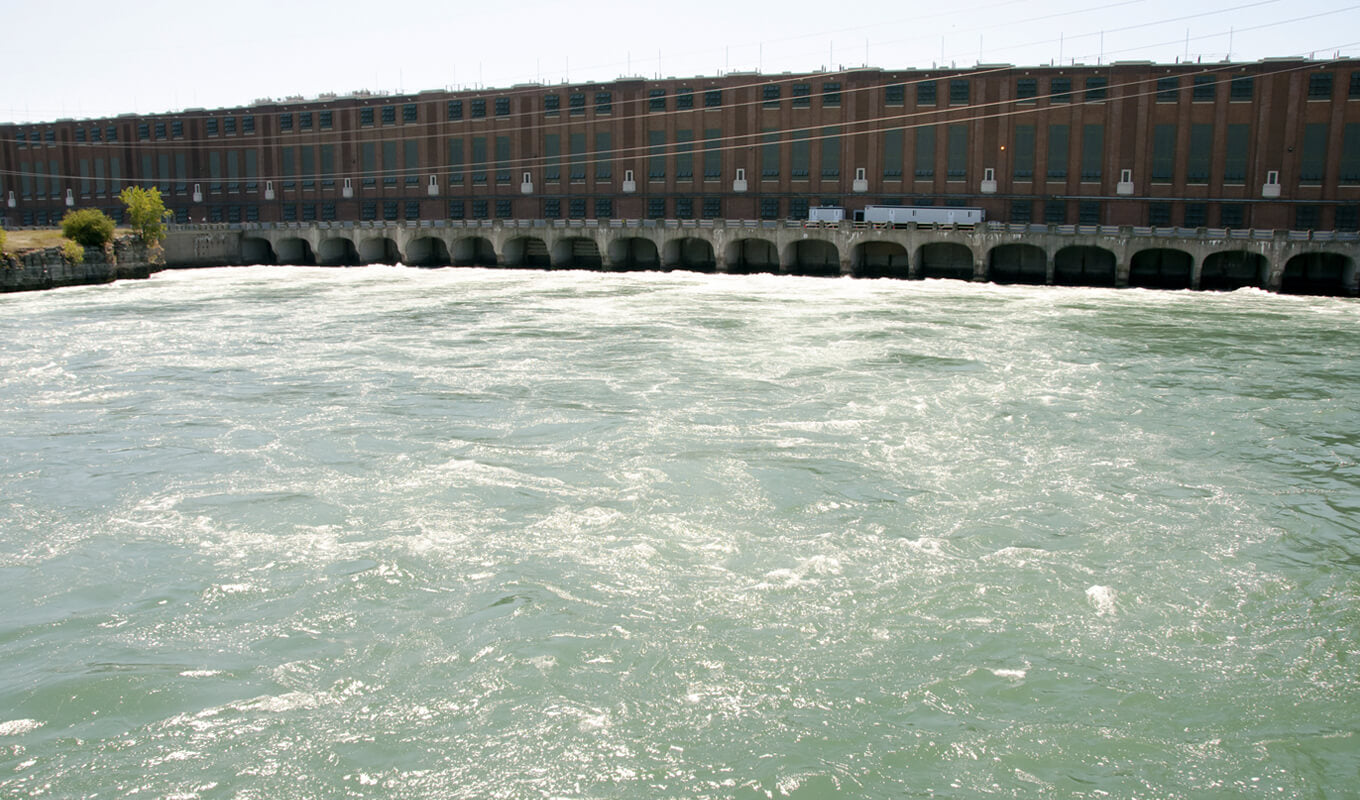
[2,59,1359,231]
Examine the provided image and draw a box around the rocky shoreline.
[1,238,159,293]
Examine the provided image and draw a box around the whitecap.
[1086,585,1117,616]
[0,719,43,736]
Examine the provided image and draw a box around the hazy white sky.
[4,0,1357,123]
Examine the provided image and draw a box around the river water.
[1,266,1357,798]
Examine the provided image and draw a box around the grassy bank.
[2,228,132,253]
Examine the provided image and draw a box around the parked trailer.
[854,206,985,225]
[807,206,845,223]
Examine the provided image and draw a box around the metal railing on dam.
[166,219,1360,296]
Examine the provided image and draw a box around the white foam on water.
[0,719,43,736]
[1087,585,1117,616]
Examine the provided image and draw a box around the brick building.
[2,59,1358,230]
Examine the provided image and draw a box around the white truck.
[807,206,846,223]
[855,205,985,225]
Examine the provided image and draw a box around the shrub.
[0,226,6,254]
[61,208,116,248]
[119,186,170,245]
[62,239,85,264]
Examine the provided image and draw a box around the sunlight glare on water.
[1,266,1357,798]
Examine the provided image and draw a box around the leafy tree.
[119,186,171,245]
[62,239,85,264]
[61,208,116,248]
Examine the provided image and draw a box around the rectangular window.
[496,198,512,218]
[676,129,694,180]
[1016,77,1037,102]
[595,91,612,114]
[402,103,417,123]
[281,113,295,131]
[761,131,780,178]
[361,108,375,126]
[1079,201,1101,225]
[1013,124,1035,179]
[543,198,560,218]
[949,79,969,105]
[107,126,118,141]
[1300,123,1328,184]
[677,89,694,110]
[705,89,722,108]
[594,198,612,218]
[946,124,967,179]
[1085,77,1107,101]
[1045,200,1066,224]
[1010,199,1032,223]
[172,120,184,137]
[223,117,237,135]
[206,118,219,136]
[789,198,809,220]
[570,132,587,181]
[448,199,464,219]
[674,197,693,218]
[914,126,935,178]
[243,115,255,134]
[1230,75,1254,101]
[1351,71,1360,98]
[648,130,666,179]
[495,136,511,183]
[595,131,613,180]
[1080,124,1103,180]
[760,198,780,220]
[763,84,780,108]
[1341,123,1360,184]
[1183,202,1207,227]
[302,147,316,189]
[495,98,510,116]
[302,204,317,222]
[1224,124,1249,183]
[362,142,376,187]
[1157,76,1179,102]
[1050,78,1071,103]
[244,150,258,192]
[381,106,396,125]
[883,129,904,179]
[320,144,335,188]
[647,198,665,219]
[792,130,810,179]
[1220,204,1245,228]
[1193,75,1215,102]
[1151,124,1176,181]
[885,84,905,105]
[471,99,486,118]
[471,136,487,184]
[702,197,722,218]
[360,201,377,220]
[1187,123,1212,183]
[283,147,297,190]
[473,199,488,219]
[821,127,841,179]
[382,141,397,186]
[544,94,560,114]
[405,140,420,186]
[448,100,463,120]
[1047,124,1069,179]
[154,122,167,139]
[1336,205,1358,231]
[917,81,936,106]
[650,89,667,111]
[704,128,722,179]
[1308,73,1334,99]
[823,82,842,107]
[1294,206,1320,230]
[448,137,464,184]
[544,134,560,182]
[138,123,150,141]
[320,111,333,129]
[569,93,585,115]
[792,83,811,108]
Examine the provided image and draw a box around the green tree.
[119,186,171,245]
[61,208,116,247]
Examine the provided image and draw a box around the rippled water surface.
[1,266,1358,798]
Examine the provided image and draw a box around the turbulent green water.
[1,267,1357,799]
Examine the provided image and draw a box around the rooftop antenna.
[1185,29,1190,62]
[1099,31,1103,65]
[1059,32,1063,66]
[1228,27,1233,61]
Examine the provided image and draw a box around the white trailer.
[857,205,985,225]
[807,206,845,222]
